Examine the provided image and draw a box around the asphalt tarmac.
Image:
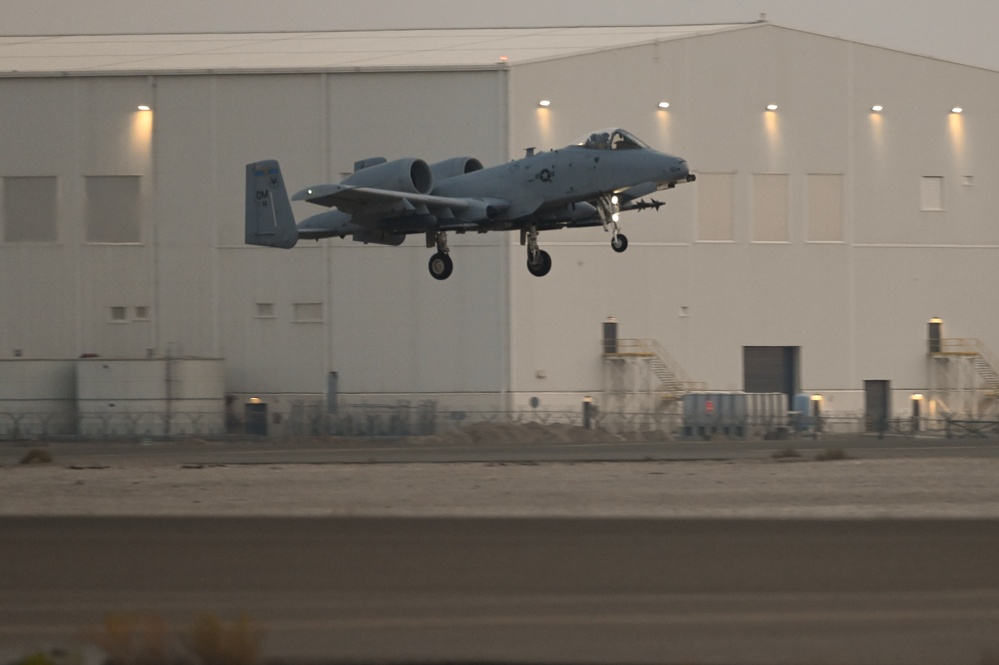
[2,517,999,665]
[1,434,999,664]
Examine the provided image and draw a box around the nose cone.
[657,153,689,185]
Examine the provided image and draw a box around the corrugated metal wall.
[3,24,999,419]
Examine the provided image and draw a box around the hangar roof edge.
[0,22,996,77]
[0,23,756,76]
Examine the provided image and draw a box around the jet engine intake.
[342,158,434,195]
[429,157,485,181]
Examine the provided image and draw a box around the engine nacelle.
[429,157,484,181]
[342,158,434,195]
[456,198,506,222]
[352,229,406,246]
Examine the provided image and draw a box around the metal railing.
[936,338,999,387]
[603,338,706,392]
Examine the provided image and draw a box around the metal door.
[864,380,890,432]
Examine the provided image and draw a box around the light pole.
[911,394,923,433]
[811,395,823,438]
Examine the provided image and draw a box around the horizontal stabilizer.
[245,160,298,248]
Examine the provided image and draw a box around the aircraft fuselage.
[433,145,689,222]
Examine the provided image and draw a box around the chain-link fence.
[0,405,996,441]
[0,411,227,440]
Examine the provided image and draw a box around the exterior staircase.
[931,338,999,416]
[935,338,999,392]
[603,338,704,400]
[971,354,999,392]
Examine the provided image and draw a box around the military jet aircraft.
[246,128,694,280]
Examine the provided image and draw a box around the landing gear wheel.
[428,252,453,280]
[527,250,552,277]
[611,234,629,253]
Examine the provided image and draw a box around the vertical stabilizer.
[245,160,298,248]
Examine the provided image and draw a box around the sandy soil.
[4,455,999,518]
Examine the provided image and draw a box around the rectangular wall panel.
[752,173,788,242]
[697,172,734,241]
[85,176,140,243]
[3,177,57,242]
[807,174,843,241]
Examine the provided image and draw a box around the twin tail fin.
[245,160,298,248]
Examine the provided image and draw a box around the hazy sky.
[2,0,997,70]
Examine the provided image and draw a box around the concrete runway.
[2,517,999,664]
[3,435,999,664]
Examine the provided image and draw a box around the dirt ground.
[398,420,643,446]
[3,421,999,518]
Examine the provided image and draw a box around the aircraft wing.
[292,184,495,216]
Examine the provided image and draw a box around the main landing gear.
[524,225,552,277]
[426,214,629,280]
[427,230,453,280]
[428,252,453,280]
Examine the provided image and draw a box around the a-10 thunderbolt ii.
[246,128,695,280]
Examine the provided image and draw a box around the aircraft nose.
[662,156,688,182]
[681,159,696,182]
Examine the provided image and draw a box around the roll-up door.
[743,346,799,409]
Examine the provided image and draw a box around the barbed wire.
[0,403,993,442]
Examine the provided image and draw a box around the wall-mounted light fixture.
[951,107,963,114]
[657,101,670,110]
[871,105,884,112]
[137,105,151,111]
[538,99,551,107]
[766,104,779,111]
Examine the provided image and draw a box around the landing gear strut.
[427,230,453,280]
[598,194,629,253]
[523,225,552,277]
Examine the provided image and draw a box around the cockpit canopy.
[574,128,650,151]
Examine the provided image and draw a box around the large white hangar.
[1,21,998,434]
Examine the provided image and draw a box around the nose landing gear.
[598,194,629,254]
